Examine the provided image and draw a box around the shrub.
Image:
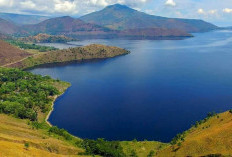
[82,138,126,157]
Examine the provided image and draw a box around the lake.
[31,30,232,142]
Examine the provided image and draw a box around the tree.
[24,142,30,150]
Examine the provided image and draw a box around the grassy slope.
[0,114,88,157]
[156,111,232,156]
[120,141,169,157]
[7,44,130,69]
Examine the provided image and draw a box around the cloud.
[208,10,217,14]
[54,0,77,13]
[197,8,204,14]
[20,1,36,9]
[0,0,150,15]
[165,0,176,7]
[223,8,232,13]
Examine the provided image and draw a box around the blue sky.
[0,0,231,26]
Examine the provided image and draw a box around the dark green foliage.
[82,138,126,157]
[0,68,59,120]
[147,150,155,157]
[5,40,57,52]
[193,112,217,128]
[49,126,72,140]
[229,109,232,114]
[129,150,138,157]
[24,142,30,150]
[201,154,224,157]
[170,132,186,145]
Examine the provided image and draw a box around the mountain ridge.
[80,4,218,33]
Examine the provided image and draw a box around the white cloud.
[0,0,150,15]
[208,9,217,14]
[0,0,14,7]
[165,0,176,7]
[197,8,205,14]
[20,1,36,9]
[54,0,77,13]
[223,8,232,13]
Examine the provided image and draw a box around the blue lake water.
[31,30,232,142]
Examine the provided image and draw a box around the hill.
[0,40,31,66]
[7,44,130,69]
[0,18,20,34]
[80,4,218,33]
[23,16,114,37]
[155,111,232,156]
[0,114,87,157]
[19,33,76,43]
[0,12,49,25]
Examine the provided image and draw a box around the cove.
[30,30,232,142]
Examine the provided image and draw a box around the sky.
[0,0,231,26]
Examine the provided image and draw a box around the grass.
[156,111,232,156]
[120,141,169,157]
[0,114,88,157]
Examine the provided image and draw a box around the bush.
[49,126,72,140]
[82,138,126,157]
[147,150,155,157]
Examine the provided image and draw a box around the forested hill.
[7,44,130,69]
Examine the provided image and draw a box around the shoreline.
[45,88,69,127]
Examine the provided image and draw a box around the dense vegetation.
[5,40,57,52]
[0,68,60,120]
[7,44,130,69]
[82,138,126,157]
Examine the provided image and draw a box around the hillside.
[23,16,114,37]
[0,12,49,25]
[0,114,87,157]
[155,111,232,156]
[0,40,31,66]
[7,44,130,69]
[19,33,76,43]
[80,4,218,33]
[0,18,20,34]
[120,28,192,38]
[22,16,192,38]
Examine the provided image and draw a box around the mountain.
[80,4,218,33]
[23,16,114,37]
[23,16,191,39]
[0,12,49,25]
[0,18,20,34]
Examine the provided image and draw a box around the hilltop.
[80,4,218,33]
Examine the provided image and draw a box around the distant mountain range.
[0,4,219,39]
[0,12,49,25]
[80,4,218,33]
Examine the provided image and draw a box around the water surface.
[31,31,232,142]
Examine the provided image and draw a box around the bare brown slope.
[0,40,31,66]
[0,18,20,34]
